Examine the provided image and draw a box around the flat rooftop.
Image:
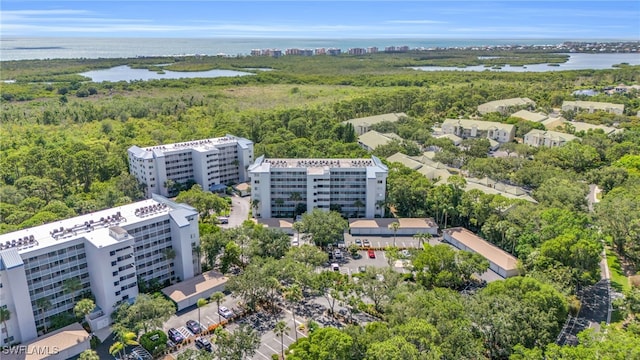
[349,218,438,229]
[248,155,389,175]
[162,270,228,303]
[143,136,245,153]
[444,227,518,272]
[2,323,90,360]
[0,198,179,256]
[265,158,374,168]
[257,218,294,229]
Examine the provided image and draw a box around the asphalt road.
[222,195,250,229]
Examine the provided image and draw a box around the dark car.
[186,320,201,334]
[195,337,213,352]
[168,328,184,343]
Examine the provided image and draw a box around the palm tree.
[353,199,365,218]
[282,284,303,341]
[250,198,260,218]
[162,247,176,284]
[109,342,124,359]
[289,192,302,217]
[0,307,10,346]
[274,198,284,217]
[210,291,225,324]
[414,232,432,248]
[74,298,96,321]
[79,349,100,360]
[193,244,202,274]
[197,298,207,328]
[63,277,83,302]
[35,297,52,333]
[389,221,400,247]
[110,330,139,359]
[273,320,290,359]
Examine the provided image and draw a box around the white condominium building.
[128,135,254,197]
[0,196,200,345]
[248,156,388,219]
[441,119,515,143]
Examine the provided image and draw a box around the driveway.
[222,195,250,228]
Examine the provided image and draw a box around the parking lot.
[344,234,442,249]
[163,294,241,341]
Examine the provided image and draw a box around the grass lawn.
[606,249,631,293]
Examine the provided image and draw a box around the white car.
[218,306,234,319]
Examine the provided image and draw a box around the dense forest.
[1,53,639,358]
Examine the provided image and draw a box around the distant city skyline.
[1,1,639,39]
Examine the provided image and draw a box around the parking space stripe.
[253,349,271,360]
[263,343,280,355]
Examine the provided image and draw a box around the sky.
[1,1,639,39]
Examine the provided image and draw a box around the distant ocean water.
[1,37,587,61]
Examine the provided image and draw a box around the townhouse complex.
[128,135,254,197]
[248,156,388,219]
[342,112,407,136]
[523,129,579,148]
[441,119,516,143]
[0,196,200,344]
[477,97,536,115]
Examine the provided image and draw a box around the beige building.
[441,119,515,143]
[357,130,402,151]
[510,109,548,122]
[343,113,407,136]
[477,98,536,115]
[562,101,624,115]
[443,227,520,278]
[523,129,579,148]
[569,121,621,135]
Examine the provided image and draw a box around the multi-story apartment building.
[441,119,515,143]
[128,135,254,198]
[248,156,388,219]
[0,196,199,344]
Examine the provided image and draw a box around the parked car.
[167,328,184,343]
[195,337,213,352]
[333,249,343,259]
[332,263,340,271]
[218,306,234,319]
[368,249,376,259]
[217,216,229,224]
[354,238,362,246]
[186,320,201,334]
[363,239,371,247]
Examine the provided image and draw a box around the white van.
[331,263,340,272]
